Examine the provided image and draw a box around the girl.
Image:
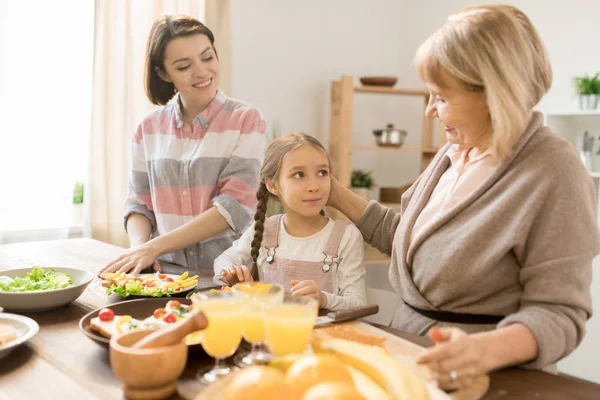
[99,15,266,276]
[213,133,367,311]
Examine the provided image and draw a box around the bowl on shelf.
[359,76,398,87]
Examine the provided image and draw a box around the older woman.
[328,5,599,390]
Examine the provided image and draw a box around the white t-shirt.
[213,217,367,311]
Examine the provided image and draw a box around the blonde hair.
[415,5,552,159]
[249,133,330,279]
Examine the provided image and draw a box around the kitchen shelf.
[354,86,429,96]
[328,75,447,189]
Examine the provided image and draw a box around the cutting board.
[312,321,489,400]
[184,321,489,400]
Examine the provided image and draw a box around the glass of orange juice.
[263,296,319,356]
[231,282,284,366]
[191,290,243,383]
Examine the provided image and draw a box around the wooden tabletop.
[1,239,600,400]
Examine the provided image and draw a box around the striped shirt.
[124,90,267,270]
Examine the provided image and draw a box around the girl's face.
[158,33,219,107]
[424,74,491,149]
[267,144,331,219]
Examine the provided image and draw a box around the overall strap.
[322,220,350,271]
[263,214,283,249]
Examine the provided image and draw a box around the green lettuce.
[0,266,73,292]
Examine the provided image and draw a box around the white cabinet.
[544,109,600,383]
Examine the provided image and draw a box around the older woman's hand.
[416,327,491,390]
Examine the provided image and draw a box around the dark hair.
[249,133,330,279]
[144,14,217,105]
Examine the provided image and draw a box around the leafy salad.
[0,266,73,292]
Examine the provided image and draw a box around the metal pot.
[373,124,407,147]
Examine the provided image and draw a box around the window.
[0,1,94,238]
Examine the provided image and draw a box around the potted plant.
[573,73,600,110]
[351,170,375,200]
[72,181,84,225]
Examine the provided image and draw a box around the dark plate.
[78,298,206,355]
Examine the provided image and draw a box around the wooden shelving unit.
[328,75,446,190]
[328,75,446,264]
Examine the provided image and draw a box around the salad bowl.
[0,266,94,312]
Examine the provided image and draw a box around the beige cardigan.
[358,112,600,369]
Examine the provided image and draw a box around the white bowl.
[0,267,94,312]
[0,313,39,359]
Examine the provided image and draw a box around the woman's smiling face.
[158,33,219,106]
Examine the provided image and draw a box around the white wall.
[230,0,600,383]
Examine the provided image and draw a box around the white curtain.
[0,0,94,242]
[89,0,231,246]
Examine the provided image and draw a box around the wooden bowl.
[359,76,398,87]
[109,329,188,400]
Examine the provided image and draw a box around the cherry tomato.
[176,287,182,292]
[153,308,167,319]
[145,280,156,287]
[133,278,142,282]
[158,273,167,279]
[165,277,174,282]
[166,300,181,310]
[98,308,115,322]
[187,305,194,313]
[163,312,177,323]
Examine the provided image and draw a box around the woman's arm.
[212,107,267,233]
[322,224,368,311]
[148,206,230,255]
[416,324,538,390]
[126,214,153,247]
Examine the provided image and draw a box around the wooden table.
[1,239,600,400]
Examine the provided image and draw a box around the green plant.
[573,73,600,95]
[351,170,375,189]
[72,181,84,204]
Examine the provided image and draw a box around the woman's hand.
[326,176,343,209]
[416,327,491,391]
[98,243,161,277]
[220,265,253,285]
[290,280,326,308]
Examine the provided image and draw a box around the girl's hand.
[98,244,161,276]
[290,280,326,308]
[220,265,253,285]
[416,327,490,391]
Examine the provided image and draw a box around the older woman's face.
[425,79,492,149]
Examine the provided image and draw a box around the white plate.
[0,313,39,359]
[0,267,95,312]
[91,273,197,299]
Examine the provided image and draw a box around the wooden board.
[313,321,489,400]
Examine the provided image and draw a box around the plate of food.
[79,297,206,353]
[0,312,40,359]
[0,266,94,312]
[98,271,198,298]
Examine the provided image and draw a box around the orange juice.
[264,303,317,356]
[198,300,243,358]
[243,311,266,343]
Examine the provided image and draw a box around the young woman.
[100,15,266,276]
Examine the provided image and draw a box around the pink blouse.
[411,144,500,241]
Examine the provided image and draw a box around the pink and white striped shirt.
[125,90,267,270]
[411,144,500,241]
